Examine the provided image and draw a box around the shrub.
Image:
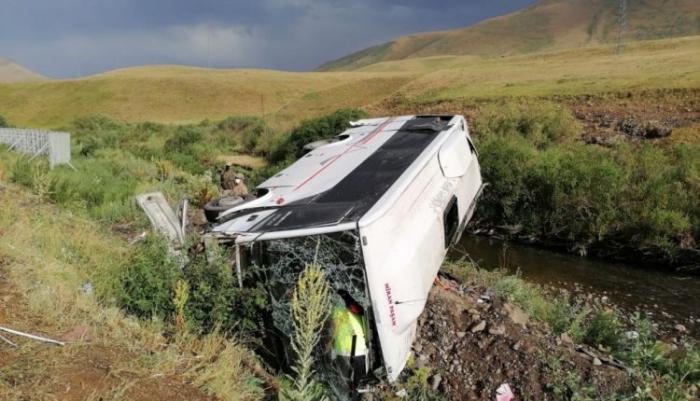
[473,101,700,265]
[475,102,579,149]
[115,235,182,319]
[73,113,125,137]
[581,310,621,348]
[164,126,204,154]
[217,116,267,153]
[0,114,9,128]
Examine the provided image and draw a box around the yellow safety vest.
[331,307,367,357]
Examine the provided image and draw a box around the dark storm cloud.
[0,0,540,78]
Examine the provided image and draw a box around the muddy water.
[450,235,700,335]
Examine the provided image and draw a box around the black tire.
[203,194,256,223]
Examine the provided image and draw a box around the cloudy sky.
[0,0,540,79]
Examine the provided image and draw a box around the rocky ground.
[404,281,630,400]
[566,94,700,146]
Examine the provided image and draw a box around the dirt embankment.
[407,283,629,400]
[565,93,700,146]
[368,90,700,147]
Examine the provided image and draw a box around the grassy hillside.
[318,0,700,71]
[0,66,414,129]
[0,58,47,83]
[1,35,698,129]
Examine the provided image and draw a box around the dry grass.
[0,36,698,132]
[395,35,700,100]
[0,66,411,129]
[320,0,700,70]
[0,175,265,400]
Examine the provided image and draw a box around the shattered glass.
[254,230,371,399]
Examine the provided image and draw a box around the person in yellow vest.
[331,290,368,388]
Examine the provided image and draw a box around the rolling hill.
[318,0,700,71]
[1,35,698,129]
[0,58,47,82]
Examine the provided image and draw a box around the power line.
[615,0,628,55]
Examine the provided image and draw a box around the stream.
[450,235,700,336]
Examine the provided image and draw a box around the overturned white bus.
[205,115,484,395]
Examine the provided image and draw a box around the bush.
[581,310,621,348]
[73,114,125,137]
[164,126,204,154]
[473,101,700,265]
[475,102,579,149]
[182,245,268,337]
[217,116,267,153]
[115,235,182,319]
[0,114,9,128]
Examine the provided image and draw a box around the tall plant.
[280,263,332,401]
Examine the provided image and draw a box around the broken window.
[252,230,372,398]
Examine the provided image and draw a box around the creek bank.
[468,224,700,275]
[369,270,698,400]
[456,234,700,337]
[391,281,630,400]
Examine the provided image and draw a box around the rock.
[430,374,442,391]
[560,333,573,345]
[504,304,529,327]
[489,325,506,336]
[601,296,609,303]
[592,358,602,366]
[395,389,407,398]
[457,331,466,338]
[414,344,423,353]
[470,321,486,333]
[512,341,521,351]
[674,324,687,333]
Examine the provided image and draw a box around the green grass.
[0,178,266,400]
[471,101,700,268]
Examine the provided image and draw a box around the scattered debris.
[576,346,633,374]
[0,325,65,346]
[0,332,18,348]
[78,281,93,295]
[496,383,514,401]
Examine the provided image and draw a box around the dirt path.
[0,261,214,401]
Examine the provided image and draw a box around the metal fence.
[0,128,72,169]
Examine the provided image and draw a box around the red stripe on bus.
[292,117,398,192]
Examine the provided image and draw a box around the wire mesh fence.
[0,128,71,168]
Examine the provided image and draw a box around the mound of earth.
[407,281,630,400]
